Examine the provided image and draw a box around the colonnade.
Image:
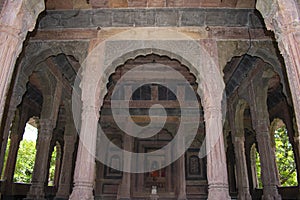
[0,0,299,200]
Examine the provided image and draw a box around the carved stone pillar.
[232,135,252,200]
[0,83,26,177]
[257,0,300,138]
[177,154,187,200]
[293,135,300,196]
[55,99,78,200]
[3,106,28,184]
[205,107,230,200]
[228,101,251,200]
[55,128,77,200]
[26,119,54,200]
[69,105,99,200]
[117,133,133,200]
[249,83,281,200]
[0,0,44,121]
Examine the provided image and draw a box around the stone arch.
[247,47,288,99]
[224,46,288,98]
[78,28,225,114]
[8,41,88,120]
[17,41,88,88]
[72,28,230,199]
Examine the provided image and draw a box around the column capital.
[38,119,55,136]
[252,118,270,133]
[234,135,245,143]
[203,106,222,119]
[82,105,99,119]
[64,133,77,145]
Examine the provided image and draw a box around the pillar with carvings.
[69,104,99,200]
[3,106,28,186]
[177,154,187,200]
[54,126,77,200]
[0,0,44,122]
[205,107,231,200]
[228,102,252,200]
[176,85,187,200]
[232,134,252,200]
[0,80,27,177]
[249,81,281,200]
[117,133,132,200]
[26,119,55,200]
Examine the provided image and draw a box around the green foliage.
[48,147,57,186]
[13,139,36,183]
[2,138,58,184]
[274,126,297,186]
[255,150,263,188]
[255,125,297,187]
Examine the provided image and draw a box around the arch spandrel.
[78,28,225,113]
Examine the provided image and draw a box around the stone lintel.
[37,8,265,30]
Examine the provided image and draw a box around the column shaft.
[249,87,281,200]
[55,133,77,199]
[177,154,187,200]
[205,108,230,200]
[69,106,98,200]
[117,133,133,200]
[26,120,54,200]
[233,136,252,200]
[3,107,27,184]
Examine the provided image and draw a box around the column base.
[262,185,281,200]
[207,184,231,200]
[54,196,69,200]
[69,183,94,200]
[238,189,252,200]
[25,198,46,200]
[262,194,282,200]
[177,193,187,200]
[25,183,45,200]
[117,184,131,200]
[150,194,159,200]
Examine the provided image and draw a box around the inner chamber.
[95,54,207,199]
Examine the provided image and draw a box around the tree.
[274,126,297,186]
[3,138,57,184]
[13,139,36,183]
[48,146,57,186]
[255,125,297,187]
